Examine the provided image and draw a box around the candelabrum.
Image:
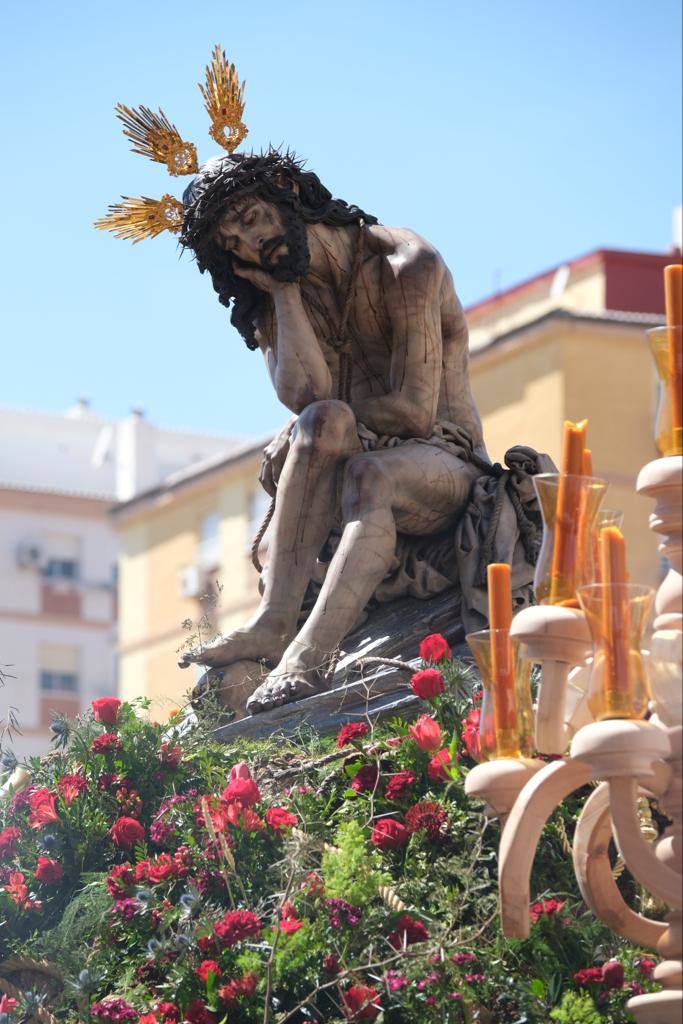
[465,444,682,1021]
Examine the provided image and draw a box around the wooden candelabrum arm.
[498,757,594,938]
[609,776,683,910]
[573,782,668,947]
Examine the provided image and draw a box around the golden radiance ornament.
[95,45,248,243]
[94,195,185,243]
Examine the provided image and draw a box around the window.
[39,645,80,694]
[41,536,80,583]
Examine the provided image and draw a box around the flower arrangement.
[0,636,662,1022]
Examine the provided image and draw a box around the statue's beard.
[234,206,310,284]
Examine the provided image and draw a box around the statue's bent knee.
[296,400,356,455]
[342,454,391,514]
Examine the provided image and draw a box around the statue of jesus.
[178,149,486,713]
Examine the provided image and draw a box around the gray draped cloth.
[258,420,556,635]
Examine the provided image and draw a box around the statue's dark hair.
[180,148,377,350]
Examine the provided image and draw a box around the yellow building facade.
[113,247,675,714]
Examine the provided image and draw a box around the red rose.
[337,721,369,748]
[229,761,253,782]
[323,953,340,974]
[410,668,445,699]
[370,818,410,851]
[0,996,18,1014]
[34,856,64,884]
[461,708,482,762]
[574,967,604,986]
[419,633,452,663]
[91,733,122,754]
[218,973,258,1008]
[408,715,443,752]
[196,959,221,983]
[602,960,625,989]
[109,816,145,849]
[27,788,60,829]
[0,826,21,859]
[343,984,381,1020]
[350,765,379,793]
[221,777,261,807]
[213,909,261,947]
[147,853,176,885]
[159,742,182,767]
[153,1004,179,1022]
[387,913,429,948]
[428,749,452,782]
[637,958,656,978]
[92,697,122,725]
[57,773,88,804]
[384,771,416,800]
[265,807,298,831]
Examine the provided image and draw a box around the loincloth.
[357,419,478,461]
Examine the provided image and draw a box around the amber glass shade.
[533,474,608,605]
[647,326,683,457]
[577,583,654,721]
[465,630,534,760]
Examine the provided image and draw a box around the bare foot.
[178,617,291,670]
[246,657,329,714]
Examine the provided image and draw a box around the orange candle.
[664,263,683,432]
[599,526,630,706]
[487,563,518,750]
[582,448,593,476]
[550,419,588,603]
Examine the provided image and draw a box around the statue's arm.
[259,282,332,413]
[354,246,444,438]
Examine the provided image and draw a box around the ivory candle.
[550,419,588,603]
[487,563,518,754]
[664,263,683,433]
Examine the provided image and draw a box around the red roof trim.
[464,247,672,319]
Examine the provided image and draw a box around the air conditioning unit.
[178,565,204,599]
[16,541,44,570]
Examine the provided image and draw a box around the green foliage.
[321,820,390,905]
[550,990,604,1024]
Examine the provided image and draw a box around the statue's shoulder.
[366,224,446,280]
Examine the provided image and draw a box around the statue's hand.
[259,416,296,497]
[233,263,296,295]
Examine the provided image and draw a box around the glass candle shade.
[647,326,683,456]
[577,583,654,720]
[533,474,608,606]
[466,630,535,759]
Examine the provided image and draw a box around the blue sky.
[1,0,681,438]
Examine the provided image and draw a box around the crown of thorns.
[95,45,248,243]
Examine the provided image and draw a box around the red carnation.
[408,715,443,752]
[153,1004,179,1022]
[265,806,298,831]
[91,733,122,754]
[213,909,261,947]
[196,959,222,983]
[184,1001,216,1024]
[27,788,59,829]
[0,826,21,860]
[405,801,448,840]
[159,742,182,767]
[337,721,369,748]
[351,765,379,793]
[387,913,429,948]
[410,668,445,699]
[218,973,258,1008]
[34,856,64,884]
[602,960,625,989]
[574,967,604,987]
[343,984,381,1020]
[92,697,122,725]
[419,633,451,663]
[57,773,88,804]
[384,771,416,800]
[323,953,340,974]
[428,749,452,782]
[529,898,565,922]
[109,816,145,849]
[221,777,261,807]
[370,818,410,851]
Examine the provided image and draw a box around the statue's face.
[213,193,309,281]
